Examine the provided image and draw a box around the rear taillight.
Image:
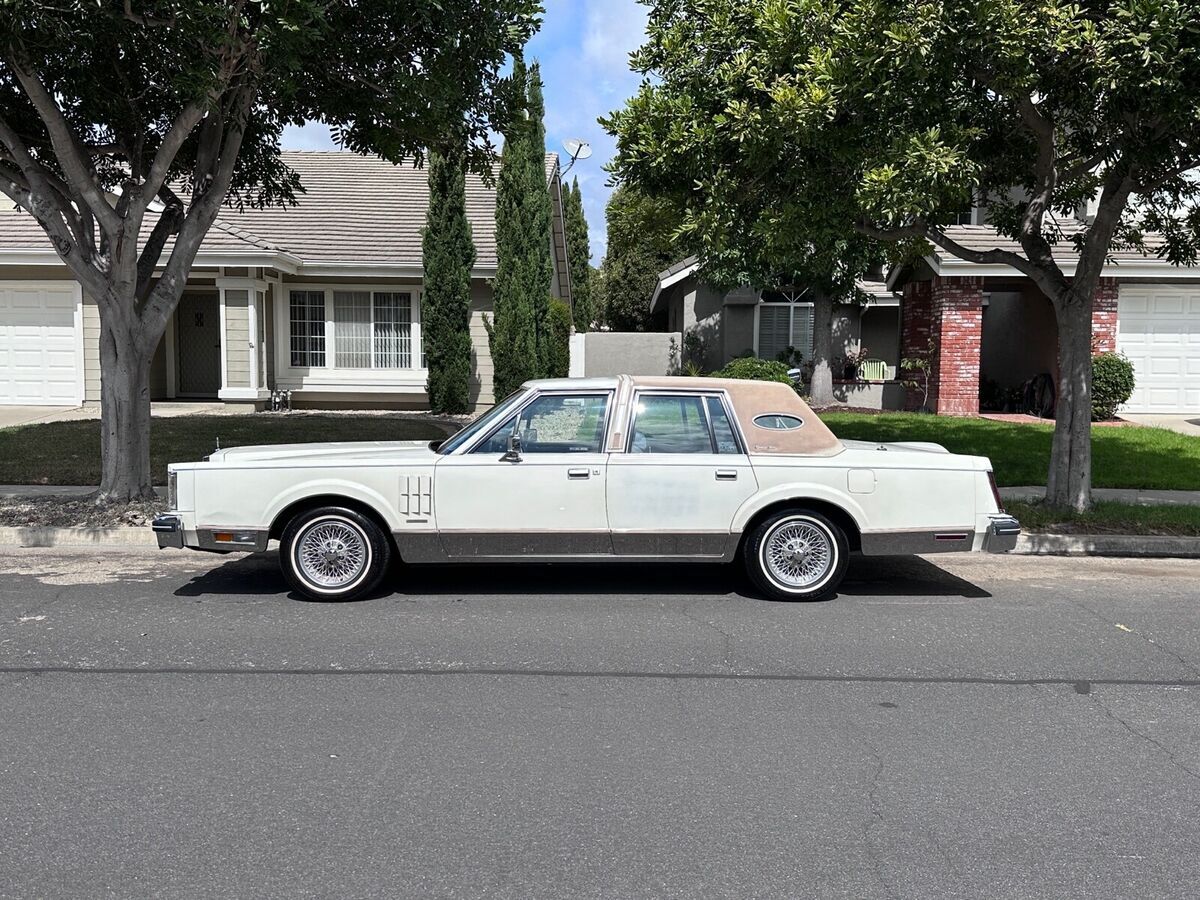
[987,470,1005,513]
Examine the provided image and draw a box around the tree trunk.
[808,298,835,406]
[97,310,156,502]
[1046,291,1093,511]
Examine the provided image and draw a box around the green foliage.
[712,357,793,385]
[598,184,682,331]
[546,297,573,378]
[423,149,476,414]
[900,338,937,412]
[1091,352,1136,421]
[565,178,593,331]
[486,57,555,397]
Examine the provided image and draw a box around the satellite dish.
[562,138,593,175]
[564,138,593,161]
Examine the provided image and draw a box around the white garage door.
[1117,286,1200,414]
[0,283,82,406]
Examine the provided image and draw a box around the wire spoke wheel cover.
[295,516,371,590]
[761,516,835,591]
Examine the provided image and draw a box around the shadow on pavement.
[173,550,990,602]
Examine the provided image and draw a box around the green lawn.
[819,412,1200,490]
[1005,499,1200,536]
[0,415,448,485]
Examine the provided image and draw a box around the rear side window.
[630,395,711,453]
[706,396,742,454]
[628,393,743,454]
[754,414,804,431]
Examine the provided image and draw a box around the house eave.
[650,259,700,313]
[0,248,498,281]
[897,252,1200,284]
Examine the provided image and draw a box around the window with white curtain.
[289,289,418,369]
[757,303,814,361]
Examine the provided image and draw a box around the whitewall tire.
[744,509,849,602]
[280,506,391,601]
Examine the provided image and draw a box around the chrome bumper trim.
[983,515,1021,553]
[152,514,185,549]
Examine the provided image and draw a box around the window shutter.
[791,305,815,357]
[757,305,791,361]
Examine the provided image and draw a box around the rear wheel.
[744,509,848,602]
[280,506,391,601]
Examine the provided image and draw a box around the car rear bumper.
[982,515,1021,553]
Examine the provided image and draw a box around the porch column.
[216,272,271,404]
[1092,277,1119,353]
[930,276,984,416]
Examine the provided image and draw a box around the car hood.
[206,440,439,465]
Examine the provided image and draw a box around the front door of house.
[176,292,221,396]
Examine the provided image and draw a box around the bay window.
[288,288,421,370]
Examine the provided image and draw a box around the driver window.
[474,393,609,454]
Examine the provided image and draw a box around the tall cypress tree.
[423,148,476,413]
[565,178,593,332]
[487,58,536,395]
[525,63,555,376]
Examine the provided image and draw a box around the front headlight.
[167,470,178,510]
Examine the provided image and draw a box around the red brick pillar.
[900,280,933,410]
[931,276,984,416]
[1092,278,1118,353]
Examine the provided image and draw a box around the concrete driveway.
[0,405,93,428]
[1120,413,1200,437]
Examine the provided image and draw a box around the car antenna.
[215,436,221,452]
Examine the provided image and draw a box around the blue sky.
[281,0,650,263]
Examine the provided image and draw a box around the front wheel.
[744,509,849,602]
[280,506,391,601]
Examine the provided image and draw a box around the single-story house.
[653,217,1200,416]
[0,151,571,411]
[650,256,904,408]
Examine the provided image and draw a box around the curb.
[1,527,1199,558]
[0,527,159,548]
[1013,533,1200,558]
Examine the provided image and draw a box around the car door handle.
[567,467,591,480]
[715,469,738,481]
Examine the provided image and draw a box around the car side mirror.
[502,432,522,462]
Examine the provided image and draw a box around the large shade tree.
[606,0,1200,510]
[0,0,539,500]
[598,183,680,332]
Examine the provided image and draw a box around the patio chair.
[858,358,889,381]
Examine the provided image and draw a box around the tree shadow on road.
[172,551,990,602]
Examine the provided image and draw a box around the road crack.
[1090,694,1200,785]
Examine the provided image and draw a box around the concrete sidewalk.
[1000,486,1200,506]
[4,483,1199,506]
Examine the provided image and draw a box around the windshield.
[436,390,527,455]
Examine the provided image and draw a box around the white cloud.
[281,122,338,151]
[582,0,649,76]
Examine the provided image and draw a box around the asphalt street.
[1,548,1199,899]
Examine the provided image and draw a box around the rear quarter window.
[753,414,804,431]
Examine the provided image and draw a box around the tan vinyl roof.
[0,150,562,271]
[629,376,844,457]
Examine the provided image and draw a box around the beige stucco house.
[0,151,571,412]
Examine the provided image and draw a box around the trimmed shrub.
[712,357,793,385]
[547,297,572,378]
[1091,351,1135,421]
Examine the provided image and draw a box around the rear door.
[606,390,757,558]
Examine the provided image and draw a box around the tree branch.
[6,60,122,235]
[122,0,176,27]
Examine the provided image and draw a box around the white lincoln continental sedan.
[153,375,1020,602]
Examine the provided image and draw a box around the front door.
[434,390,613,558]
[176,292,221,396]
[607,390,758,558]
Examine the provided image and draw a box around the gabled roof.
[0,150,566,281]
[905,222,1197,282]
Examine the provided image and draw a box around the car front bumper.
[982,515,1021,553]
[152,514,185,549]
